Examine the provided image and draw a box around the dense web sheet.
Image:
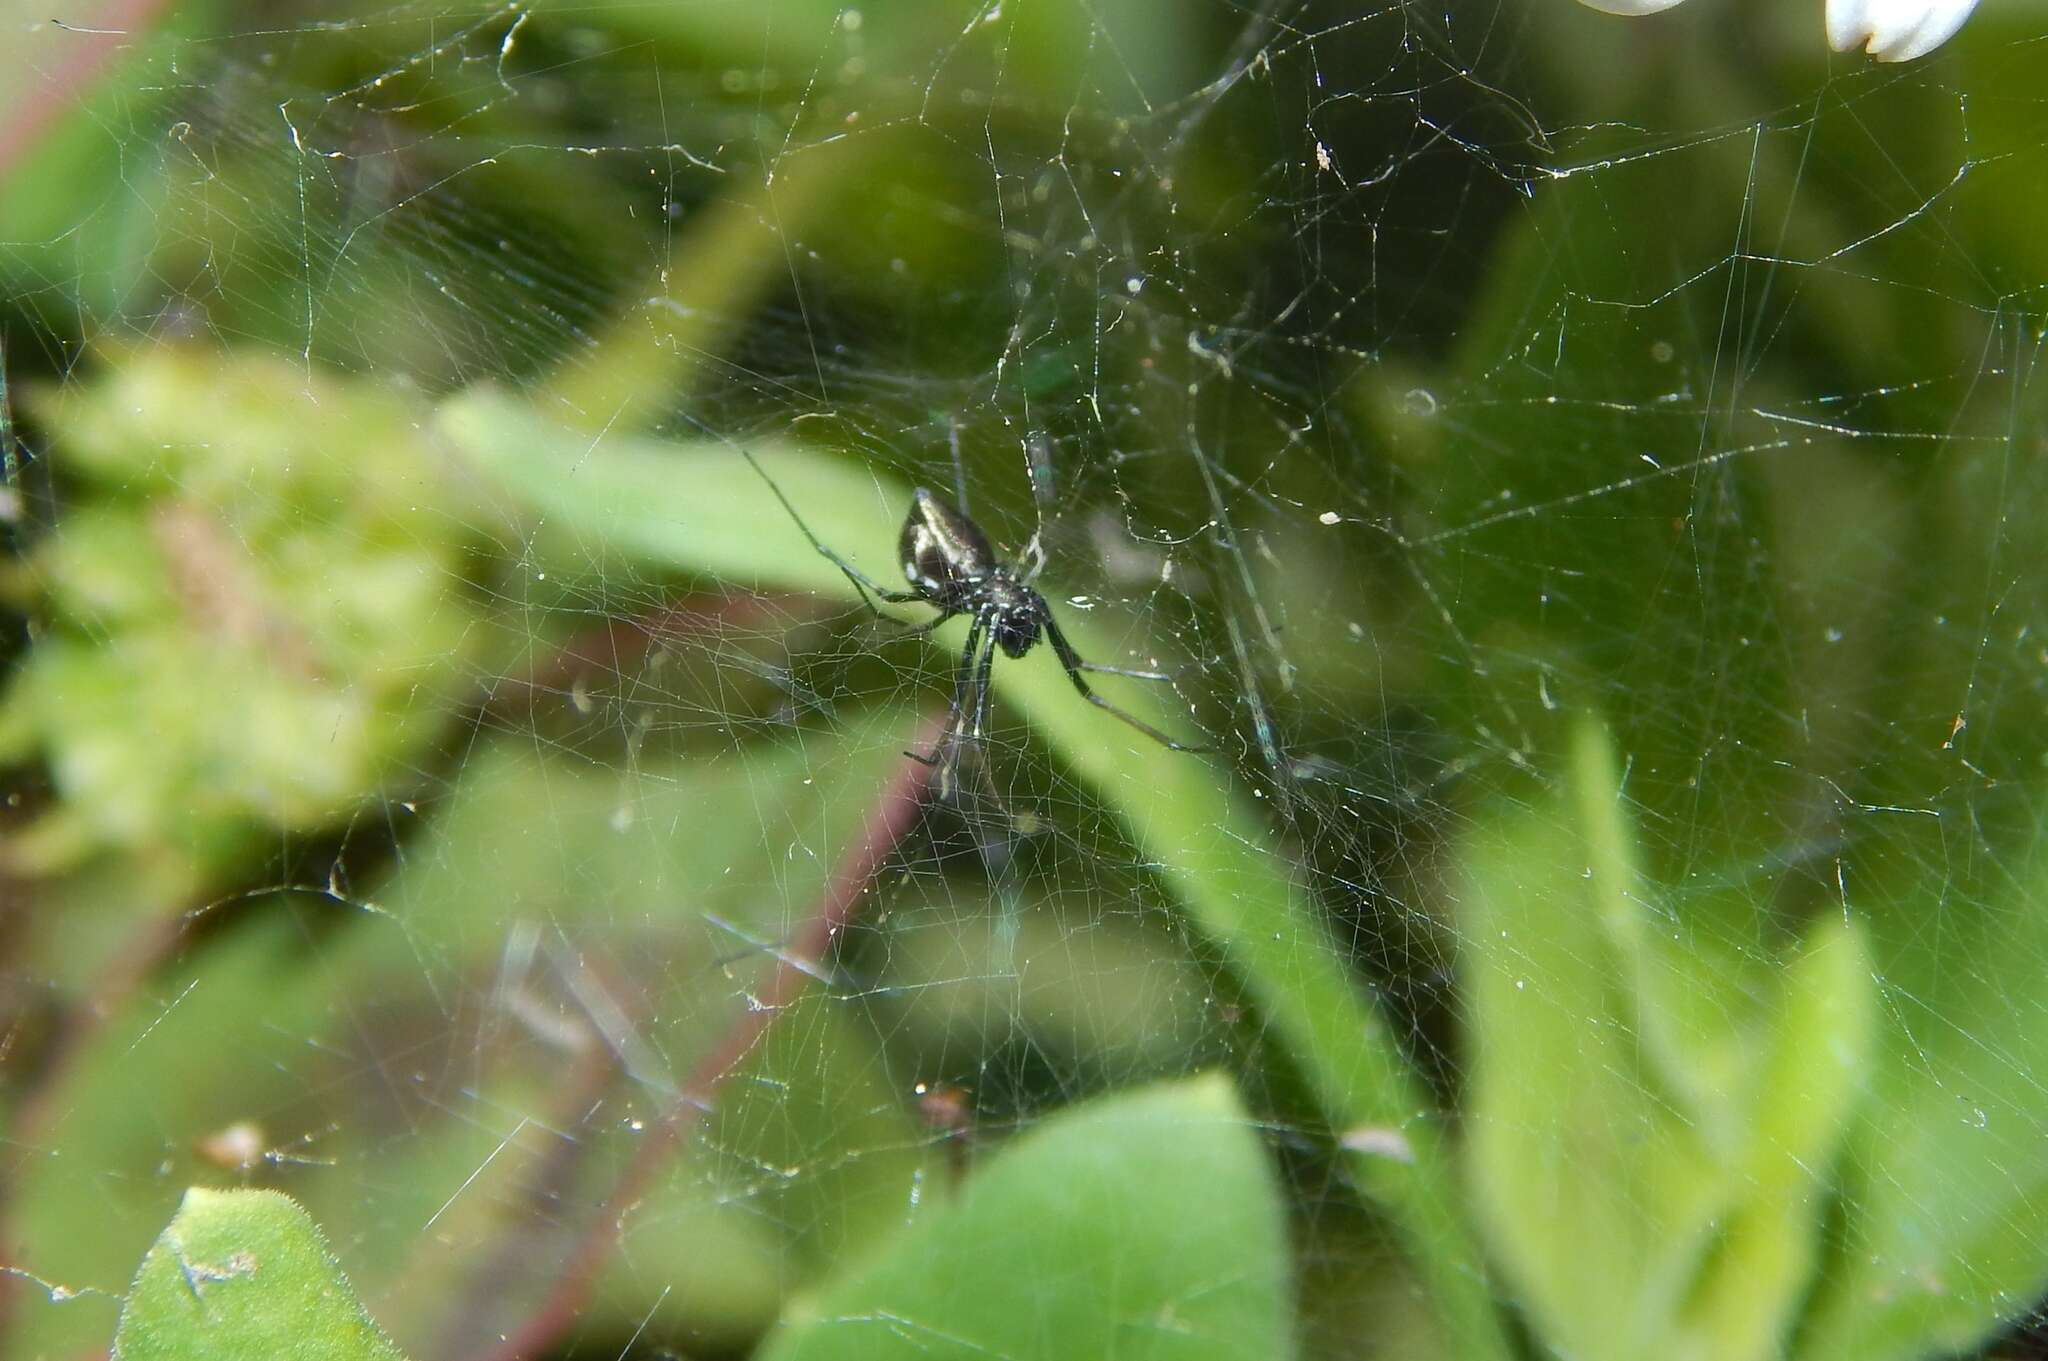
[0,1,2045,1359]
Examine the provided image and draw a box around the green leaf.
[1463,734,1714,1361]
[758,1073,1290,1361]
[1798,833,2048,1361]
[1463,719,1872,1361]
[112,1188,405,1361]
[1675,912,1873,1361]
[441,388,1511,1360]
[1568,719,1751,1150]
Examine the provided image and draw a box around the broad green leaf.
[441,388,1511,1359]
[759,1073,1289,1361]
[112,1188,404,1361]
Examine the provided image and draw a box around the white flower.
[1573,0,1980,60]
[1825,0,1980,60]
[1575,0,1690,12]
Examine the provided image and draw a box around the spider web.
[1,1,2045,1358]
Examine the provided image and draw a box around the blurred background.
[2,0,2046,1358]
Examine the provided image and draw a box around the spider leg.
[968,618,999,740]
[923,616,1002,805]
[818,545,925,618]
[946,611,990,736]
[734,451,925,617]
[906,611,987,767]
[871,610,954,646]
[1042,615,1213,753]
[1075,660,1173,682]
[928,623,1001,807]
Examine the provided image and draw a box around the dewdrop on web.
[1574,0,1980,60]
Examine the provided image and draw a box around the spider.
[814,487,1209,771]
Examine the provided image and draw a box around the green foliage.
[9,719,924,1357]
[759,1073,1292,1361]
[1,2,2045,1360]
[112,1188,405,1361]
[1462,722,1876,1361]
[0,350,491,895]
[108,1077,1284,1360]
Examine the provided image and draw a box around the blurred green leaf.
[1568,717,1752,1150]
[1799,829,2048,1361]
[1686,912,1873,1361]
[441,388,1512,1359]
[1463,728,1711,1361]
[1463,719,1872,1361]
[759,1073,1290,1361]
[111,1188,405,1361]
[564,0,1205,117]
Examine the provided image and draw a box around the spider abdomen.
[900,487,997,607]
